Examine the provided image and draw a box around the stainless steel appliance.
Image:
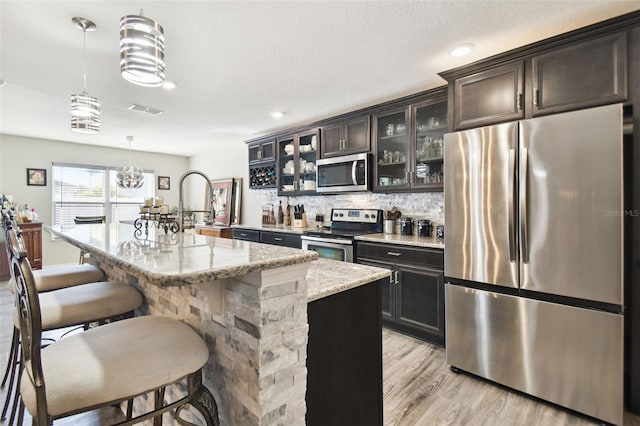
[316,153,370,193]
[444,104,625,425]
[301,208,382,262]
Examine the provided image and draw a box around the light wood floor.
[2,281,640,425]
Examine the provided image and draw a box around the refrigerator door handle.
[520,147,529,263]
[508,148,516,262]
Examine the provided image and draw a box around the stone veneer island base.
[47,224,390,425]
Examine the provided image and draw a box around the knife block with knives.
[293,204,307,228]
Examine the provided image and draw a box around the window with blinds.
[52,163,155,227]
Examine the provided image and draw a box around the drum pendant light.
[117,136,145,189]
[120,10,165,87]
[70,17,100,134]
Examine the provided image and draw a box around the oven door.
[301,236,354,262]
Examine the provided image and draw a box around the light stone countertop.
[47,223,318,286]
[356,233,445,249]
[47,224,389,301]
[306,258,391,302]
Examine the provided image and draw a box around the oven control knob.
[333,213,338,217]
[339,213,344,217]
[364,214,369,218]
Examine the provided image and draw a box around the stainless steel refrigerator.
[444,103,625,425]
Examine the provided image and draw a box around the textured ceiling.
[1,1,638,156]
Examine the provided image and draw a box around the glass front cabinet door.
[411,98,447,190]
[373,106,411,191]
[277,129,319,195]
[373,91,447,192]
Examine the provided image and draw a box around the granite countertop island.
[47,223,389,426]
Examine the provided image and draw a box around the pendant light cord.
[82,28,87,91]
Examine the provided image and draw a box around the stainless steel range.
[301,208,382,262]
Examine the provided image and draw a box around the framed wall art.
[27,168,47,186]
[158,176,171,190]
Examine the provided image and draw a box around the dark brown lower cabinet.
[357,242,445,346]
[306,280,383,426]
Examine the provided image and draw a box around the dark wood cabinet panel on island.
[320,115,370,158]
[356,241,445,345]
[306,279,383,426]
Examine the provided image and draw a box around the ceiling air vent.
[128,104,163,115]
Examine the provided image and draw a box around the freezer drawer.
[445,284,623,425]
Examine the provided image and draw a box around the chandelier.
[70,17,100,134]
[117,136,144,189]
[119,10,165,87]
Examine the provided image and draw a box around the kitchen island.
[47,224,389,426]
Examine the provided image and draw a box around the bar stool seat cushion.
[13,281,143,331]
[7,264,105,294]
[20,316,209,417]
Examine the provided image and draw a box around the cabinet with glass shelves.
[372,88,447,192]
[277,128,319,195]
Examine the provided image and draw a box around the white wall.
[187,139,261,226]
[0,134,189,266]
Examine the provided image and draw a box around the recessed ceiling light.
[450,43,475,57]
[270,111,285,119]
[162,80,177,90]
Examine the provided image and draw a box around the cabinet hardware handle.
[389,274,394,284]
[517,93,523,110]
[394,270,399,284]
[274,237,283,241]
[240,233,248,237]
[257,150,262,159]
[387,251,402,256]
[533,89,540,107]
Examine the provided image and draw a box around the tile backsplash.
[255,189,444,227]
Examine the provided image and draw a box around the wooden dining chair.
[7,228,219,425]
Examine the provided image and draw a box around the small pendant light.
[120,10,165,87]
[70,17,100,134]
[117,136,145,189]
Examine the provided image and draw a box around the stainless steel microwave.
[316,153,370,193]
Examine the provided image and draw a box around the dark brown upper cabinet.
[277,128,319,196]
[531,32,627,117]
[442,29,629,131]
[453,61,525,130]
[248,137,277,189]
[320,115,370,158]
[248,138,275,164]
[372,88,447,192]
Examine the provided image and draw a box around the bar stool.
[2,212,106,392]
[2,227,144,425]
[8,228,219,425]
[73,215,106,264]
